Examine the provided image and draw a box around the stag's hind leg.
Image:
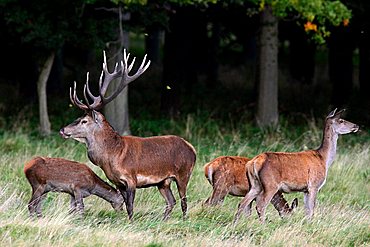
[175,179,190,219]
[158,179,176,220]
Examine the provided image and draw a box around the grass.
[0,111,369,246]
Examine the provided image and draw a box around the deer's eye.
[339,119,344,123]
[81,120,88,124]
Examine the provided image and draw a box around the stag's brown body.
[61,111,196,220]
[234,109,359,223]
[24,157,124,217]
[60,50,196,220]
[204,156,297,217]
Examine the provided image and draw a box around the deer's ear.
[334,108,346,118]
[327,108,337,119]
[92,110,104,124]
[327,108,346,119]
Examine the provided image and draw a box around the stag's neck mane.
[317,120,338,171]
[86,121,125,167]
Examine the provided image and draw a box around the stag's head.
[326,108,359,135]
[60,50,150,143]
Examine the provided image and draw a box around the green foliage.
[246,0,351,44]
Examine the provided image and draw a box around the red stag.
[234,109,359,223]
[24,157,124,217]
[204,156,297,217]
[59,50,196,220]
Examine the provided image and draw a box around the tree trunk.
[103,9,131,135]
[256,5,279,127]
[37,52,55,136]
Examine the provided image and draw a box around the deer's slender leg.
[234,186,260,224]
[28,185,46,218]
[73,189,84,215]
[255,187,278,223]
[304,189,318,219]
[206,176,230,205]
[158,179,176,220]
[175,179,189,219]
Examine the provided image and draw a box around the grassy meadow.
[0,110,369,246]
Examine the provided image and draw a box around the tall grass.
[0,112,369,246]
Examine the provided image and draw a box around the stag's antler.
[70,49,150,111]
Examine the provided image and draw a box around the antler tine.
[101,49,150,104]
[124,53,151,85]
[98,51,122,98]
[68,50,150,111]
[83,72,104,110]
[69,81,89,111]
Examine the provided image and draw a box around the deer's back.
[121,135,196,173]
[24,157,98,190]
[250,150,326,191]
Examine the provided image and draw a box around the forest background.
[0,0,369,246]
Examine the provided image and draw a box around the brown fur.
[60,111,196,220]
[204,156,297,217]
[234,109,359,223]
[24,156,124,217]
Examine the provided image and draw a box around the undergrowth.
[0,111,368,246]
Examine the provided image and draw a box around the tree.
[256,4,279,126]
[1,0,115,135]
[100,6,132,135]
[252,0,351,127]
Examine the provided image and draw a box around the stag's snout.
[59,128,71,139]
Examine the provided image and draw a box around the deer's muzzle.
[59,128,71,139]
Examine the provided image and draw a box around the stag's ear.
[91,110,104,124]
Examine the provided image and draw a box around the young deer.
[234,109,359,223]
[24,157,124,217]
[204,156,298,217]
[60,50,196,221]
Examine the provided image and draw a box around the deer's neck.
[91,179,120,204]
[86,125,124,167]
[318,124,338,170]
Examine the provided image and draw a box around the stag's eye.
[339,119,344,123]
[81,120,88,124]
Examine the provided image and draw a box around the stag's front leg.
[304,189,318,219]
[118,179,136,221]
[125,187,136,220]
